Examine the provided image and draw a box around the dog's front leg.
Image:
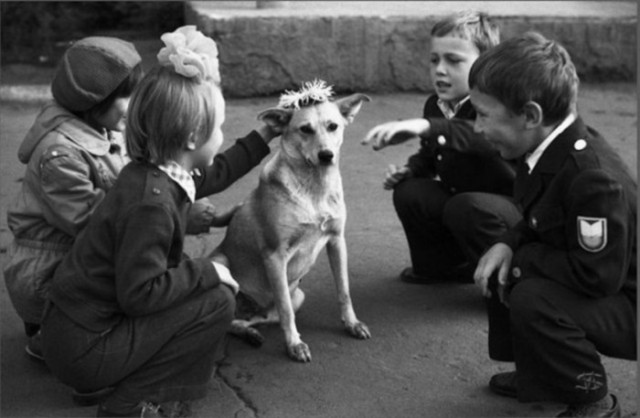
[326,235,371,340]
[264,253,311,362]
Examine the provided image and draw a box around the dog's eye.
[327,122,338,132]
[300,125,315,135]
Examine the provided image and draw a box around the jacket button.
[152,188,161,195]
[512,267,521,278]
[530,217,538,228]
[436,154,443,161]
[437,135,446,146]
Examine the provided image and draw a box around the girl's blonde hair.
[431,11,500,54]
[126,65,219,164]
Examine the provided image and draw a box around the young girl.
[41,26,276,417]
[4,36,144,359]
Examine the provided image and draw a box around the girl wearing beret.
[4,36,144,361]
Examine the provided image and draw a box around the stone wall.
[186,4,636,97]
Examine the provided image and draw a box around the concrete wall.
[186,4,636,97]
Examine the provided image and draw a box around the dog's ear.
[335,94,371,124]
[257,108,293,134]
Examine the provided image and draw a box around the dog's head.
[258,80,370,167]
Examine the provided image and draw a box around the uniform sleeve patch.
[577,216,607,252]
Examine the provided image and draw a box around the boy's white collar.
[436,96,470,120]
[525,113,577,173]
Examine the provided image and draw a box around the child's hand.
[383,164,412,190]
[362,119,431,150]
[473,243,513,305]
[256,124,281,145]
[186,199,217,234]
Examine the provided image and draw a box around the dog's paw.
[287,342,312,362]
[346,321,371,340]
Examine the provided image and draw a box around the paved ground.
[0,80,637,418]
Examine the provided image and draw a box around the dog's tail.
[211,202,242,227]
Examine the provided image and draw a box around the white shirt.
[436,96,470,120]
[525,113,577,174]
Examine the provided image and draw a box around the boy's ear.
[522,101,544,129]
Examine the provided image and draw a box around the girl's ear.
[186,133,197,151]
[522,101,544,129]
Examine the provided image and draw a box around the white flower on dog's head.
[278,79,334,109]
[157,25,220,83]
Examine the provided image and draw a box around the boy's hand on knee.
[474,243,513,300]
[383,164,412,190]
[362,119,430,151]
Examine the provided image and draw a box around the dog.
[211,80,371,362]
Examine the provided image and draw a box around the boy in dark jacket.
[472,32,636,418]
[363,12,520,284]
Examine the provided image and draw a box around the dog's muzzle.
[317,150,334,164]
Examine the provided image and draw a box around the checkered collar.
[157,160,196,203]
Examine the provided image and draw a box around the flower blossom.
[157,25,221,83]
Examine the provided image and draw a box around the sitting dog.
[211,80,371,362]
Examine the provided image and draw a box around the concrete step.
[187,1,637,97]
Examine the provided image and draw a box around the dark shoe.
[97,401,191,418]
[25,330,44,362]
[557,394,620,417]
[399,266,473,285]
[447,262,475,284]
[97,402,159,417]
[73,386,115,406]
[399,267,443,284]
[489,371,518,398]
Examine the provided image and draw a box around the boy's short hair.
[431,11,500,53]
[126,65,218,164]
[469,31,579,126]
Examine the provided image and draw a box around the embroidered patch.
[577,217,607,252]
[575,372,604,392]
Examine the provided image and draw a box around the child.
[40,26,277,417]
[472,32,636,417]
[362,11,521,284]
[3,36,144,359]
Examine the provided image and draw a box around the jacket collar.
[532,116,587,175]
[514,117,588,209]
[18,101,112,163]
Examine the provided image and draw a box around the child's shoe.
[73,386,115,406]
[25,330,44,362]
[556,394,620,417]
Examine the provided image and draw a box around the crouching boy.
[471,32,636,417]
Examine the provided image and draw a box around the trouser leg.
[509,279,636,404]
[42,286,235,413]
[392,178,464,277]
[443,192,522,265]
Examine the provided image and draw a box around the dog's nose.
[318,150,334,164]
